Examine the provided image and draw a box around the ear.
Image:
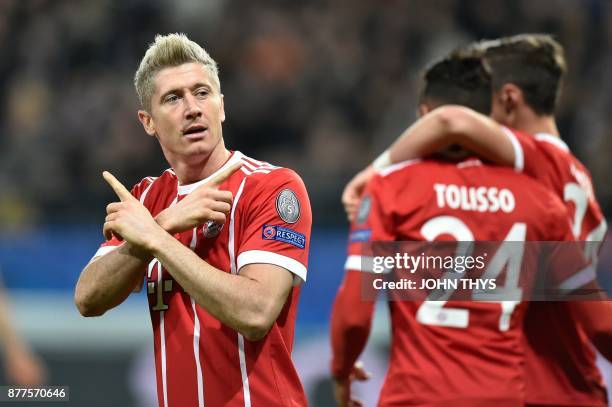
[219,94,226,123]
[418,103,431,117]
[500,84,522,114]
[138,110,156,137]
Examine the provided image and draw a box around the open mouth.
[183,124,208,139]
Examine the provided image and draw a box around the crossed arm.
[75,165,293,341]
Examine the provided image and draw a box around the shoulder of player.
[533,133,570,153]
[372,158,450,192]
[532,135,597,183]
[375,158,423,178]
[238,155,307,194]
[366,159,440,207]
[130,169,176,200]
[549,146,593,179]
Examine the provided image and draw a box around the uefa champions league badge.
[356,195,371,225]
[276,189,300,223]
[202,220,223,238]
[263,225,277,239]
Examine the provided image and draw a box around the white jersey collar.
[534,133,570,152]
[177,151,243,195]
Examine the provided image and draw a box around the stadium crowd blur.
[1,0,611,230]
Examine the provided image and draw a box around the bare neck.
[515,110,560,138]
[169,143,231,185]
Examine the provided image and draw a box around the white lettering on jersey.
[433,183,515,213]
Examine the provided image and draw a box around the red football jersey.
[95,152,311,407]
[331,158,590,407]
[504,128,609,406]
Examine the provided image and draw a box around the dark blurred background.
[0,1,610,406]
[1,0,611,228]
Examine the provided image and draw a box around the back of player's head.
[134,33,220,111]
[478,34,566,116]
[419,52,492,115]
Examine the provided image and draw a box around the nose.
[184,93,202,119]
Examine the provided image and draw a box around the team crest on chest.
[276,189,300,223]
[202,220,223,238]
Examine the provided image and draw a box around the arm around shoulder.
[387,105,516,166]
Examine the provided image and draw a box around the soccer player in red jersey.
[342,35,612,406]
[331,54,596,407]
[74,34,311,407]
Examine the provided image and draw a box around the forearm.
[0,288,24,352]
[154,210,181,235]
[330,273,375,379]
[386,105,514,166]
[387,114,454,164]
[75,207,188,317]
[75,243,151,316]
[149,232,273,340]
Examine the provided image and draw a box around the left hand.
[333,361,371,407]
[155,162,241,234]
[341,166,375,222]
[102,171,165,251]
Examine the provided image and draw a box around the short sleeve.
[235,169,312,284]
[91,177,156,260]
[502,126,556,185]
[344,175,395,273]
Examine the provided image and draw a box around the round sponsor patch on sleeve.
[276,189,301,223]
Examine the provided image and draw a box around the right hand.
[341,166,375,222]
[156,162,242,234]
[333,361,371,407]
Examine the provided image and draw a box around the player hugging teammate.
[332,34,611,407]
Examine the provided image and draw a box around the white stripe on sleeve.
[237,250,307,284]
[501,126,524,172]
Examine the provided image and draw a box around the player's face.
[140,62,225,164]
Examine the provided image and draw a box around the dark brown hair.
[480,34,566,115]
[419,52,492,115]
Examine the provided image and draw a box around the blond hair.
[134,33,220,110]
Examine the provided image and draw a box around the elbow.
[242,326,270,342]
[433,105,474,139]
[241,318,272,342]
[74,292,106,317]
[240,302,278,342]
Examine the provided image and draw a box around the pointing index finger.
[208,162,243,187]
[102,171,134,202]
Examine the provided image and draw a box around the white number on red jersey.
[564,182,608,265]
[416,216,525,331]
